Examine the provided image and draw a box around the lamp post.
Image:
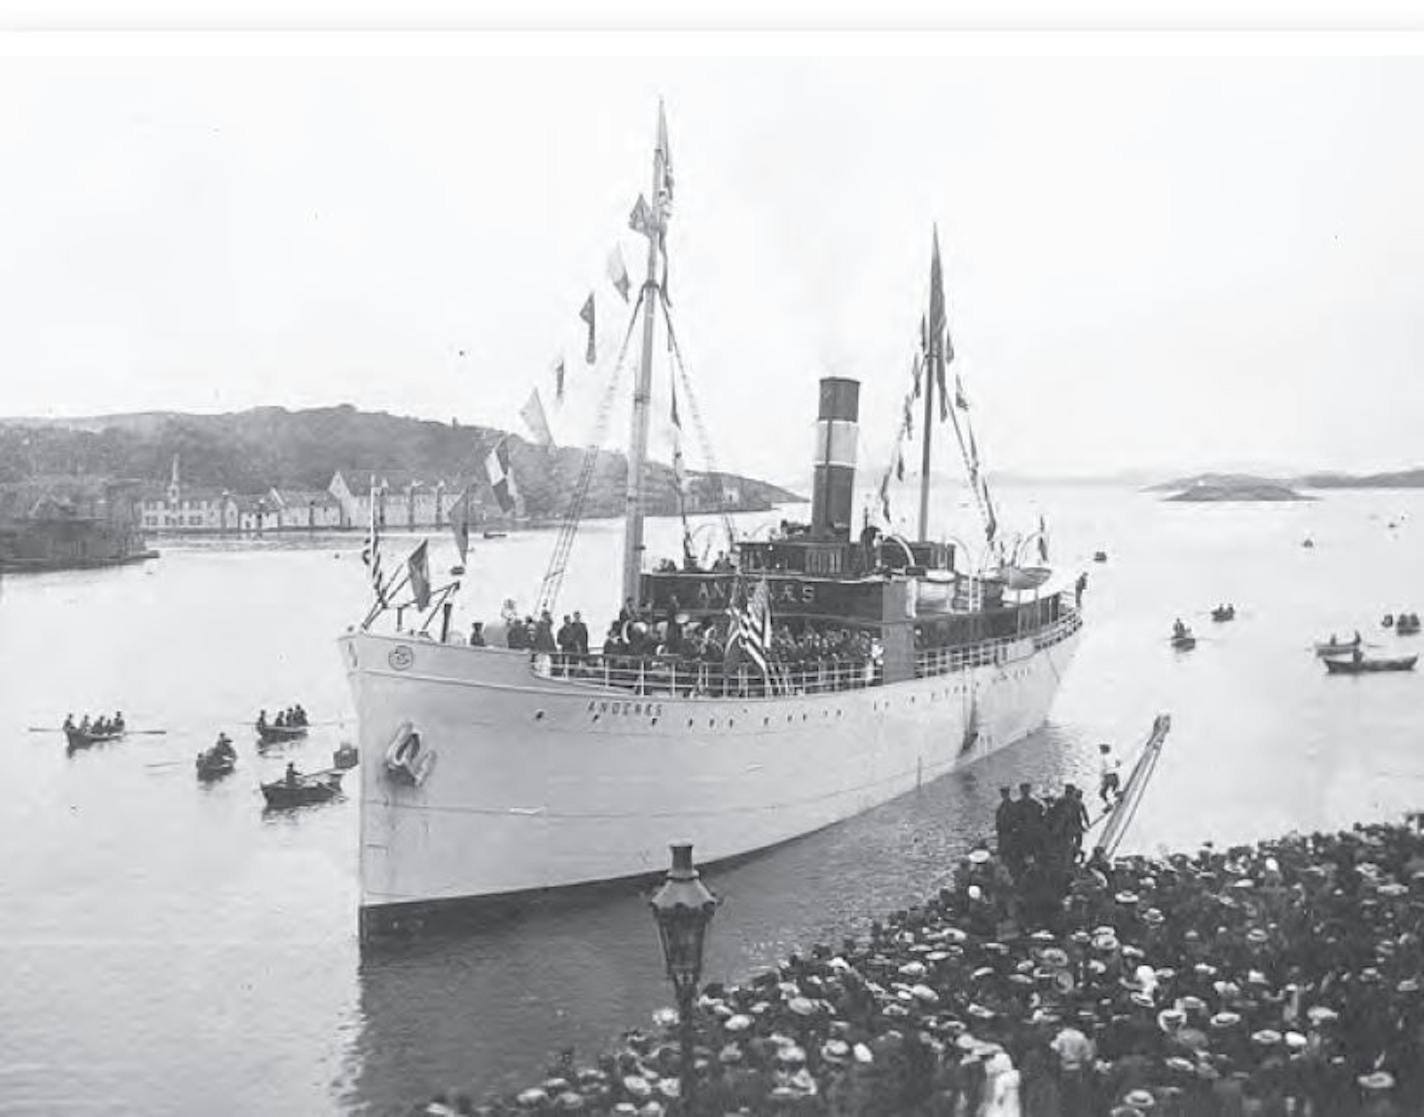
[649,842,717,1111]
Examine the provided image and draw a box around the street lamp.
[649,842,717,1109]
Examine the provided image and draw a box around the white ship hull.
[342,615,1082,934]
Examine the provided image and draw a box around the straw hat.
[969,848,992,864]
[1210,1012,1242,1029]
[1157,1008,1186,1033]
[1123,1088,1157,1108]
[1358,1071,1395,1091]
[1251,1029,1282,1047]
[821,1039,850,1065]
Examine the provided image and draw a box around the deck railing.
[525,603,1082,698]
[529,651,884,698]
[914,605,1082,678]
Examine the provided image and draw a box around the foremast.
[621,102,673,606]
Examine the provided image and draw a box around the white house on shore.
[136,460,486,533]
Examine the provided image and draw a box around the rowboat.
[1323,654,1417,675]
[1211,606,1235,622]
[1093,551,1108,563]
[332,743,360,770]
[195,749,236,780]
[1314,639,1362,658]
[482,530,508,539]
[260,771,342,809]
[1171,634,1197,651]
[256,722,309,744]
[65,727,124,750]
[1397,618,1421,636]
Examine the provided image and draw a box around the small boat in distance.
[255,704,310,743]
[1211,605,1236,623]
[482,530,508,540]
[261,766,343,809]
[196,735,237,781]
[65,726,124,751]
[1397,614,1421,636]
[1323,653,1417,675]
[256,722,308,744]
[1093,551,1108,563]
[1302,537,1315,549]
[1171,619,1196,650]
[1314,634,1363,658]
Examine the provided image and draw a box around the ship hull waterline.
[343,622,1081,939]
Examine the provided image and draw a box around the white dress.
[979,1051,1022,1117]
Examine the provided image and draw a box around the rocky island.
[1156,472,1313,502]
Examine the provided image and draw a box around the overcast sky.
[2,41,1423,484]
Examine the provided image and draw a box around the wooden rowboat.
[195,749,236,780]
[65,727,125,750]
[1314,639,1362,657]
[1323,654,1417,675]
[260,770,342,808]
[256,722,309,744]
[1171,634,1197,651]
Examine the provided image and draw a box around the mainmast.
[621,103,672,607]
[917,227,946,543]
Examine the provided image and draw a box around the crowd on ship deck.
[409,814,1424,1117]
[482,595,883,695]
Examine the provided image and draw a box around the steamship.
[341,106,1083,937]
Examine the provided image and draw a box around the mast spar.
[917,227,945,543]
[621,102,670,607]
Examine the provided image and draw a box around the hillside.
[1297,468,1424,489]
[0,406,802,519]
[1161,474,1311,502]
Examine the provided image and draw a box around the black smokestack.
[811,377,859,541]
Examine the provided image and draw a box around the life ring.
[384,721,435,786]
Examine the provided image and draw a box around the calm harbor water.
[2,486,1423,1114]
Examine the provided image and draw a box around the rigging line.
[658,289,736,548]
[537,288,646,614]
[942,388,996,557]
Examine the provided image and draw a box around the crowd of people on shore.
[409,815,1424,1116]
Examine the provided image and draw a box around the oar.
[28,726,167,734]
